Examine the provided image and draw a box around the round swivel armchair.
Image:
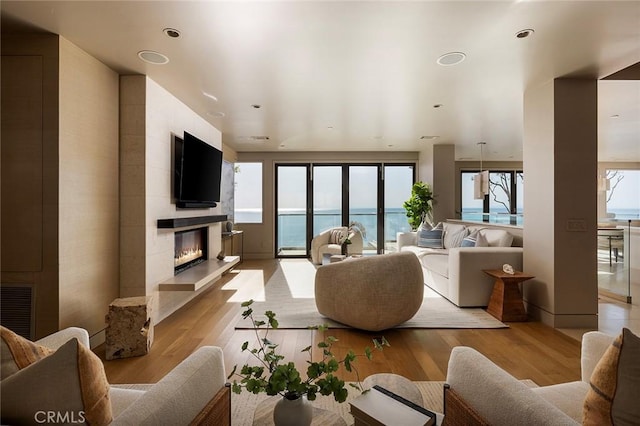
[314,252,424,331]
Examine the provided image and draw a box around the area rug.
[231,381,445,425]
[233,259,507,329]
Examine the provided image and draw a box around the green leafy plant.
[402,181,434,230]
[228,300,389,402]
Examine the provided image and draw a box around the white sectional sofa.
[397,222,523,307]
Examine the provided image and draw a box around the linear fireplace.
[174,227,208,275]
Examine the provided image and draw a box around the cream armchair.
[444,331,615,425]
[37,327,230,425]
[310,226,363,264]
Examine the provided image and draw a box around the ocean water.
[238,208,411,249]
[237,207,640,250]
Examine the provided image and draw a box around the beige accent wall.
[1,34,60,339]
[120,75,224,323]
[58,37,120,342]
[523,78,598,328]
[236,151,418,259]
[1,34,121,342]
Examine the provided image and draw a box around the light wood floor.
[99,259,582,387]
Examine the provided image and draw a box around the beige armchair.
[36,328,230,425]
[444,331,616,425]
[315,252,424,331]
[310,226,364,264]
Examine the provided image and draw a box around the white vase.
[273,395,313,426]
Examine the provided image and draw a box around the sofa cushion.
[400,245,448,257]
[583,328,640,425]
[479,229,513,247]
[418,222,444,248]
[0,338,113,425]
[460,230,489,247]
[420,252,449,278]
[1,326,53,380]
[531,381,589,423]
[443,223,468,249]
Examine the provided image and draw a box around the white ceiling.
[2,1,639,161]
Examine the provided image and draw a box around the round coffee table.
[362,373,423,406]
[253,396,347,426]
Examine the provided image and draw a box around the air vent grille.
[1,285,34,339]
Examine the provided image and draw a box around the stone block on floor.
[105,295,153,360]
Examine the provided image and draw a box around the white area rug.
[233,259,507,329]
[231,381,445,426]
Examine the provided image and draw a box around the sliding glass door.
[275,165,309,257]
[384,165,415,252]
[313,166,342,236]
[275,162,416,258]
[349,165,380,255]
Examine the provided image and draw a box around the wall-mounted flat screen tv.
[174,131,223,208]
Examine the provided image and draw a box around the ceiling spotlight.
[515,29,534,39]
[327,126,334,130]
[137,50,169,65]
[163,28,181,38]
[437,52,466,66]
[610,114,620,118]
[420,136,440,140]
[433,104,443,108]
[251,104,261,109]
[207,112,225,118]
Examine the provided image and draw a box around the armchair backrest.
[581,331,615,382]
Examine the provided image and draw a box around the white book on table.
[350,385,437,426]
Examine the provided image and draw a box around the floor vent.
[0,285,34,339]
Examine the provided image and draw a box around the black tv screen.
[174,131,223,208]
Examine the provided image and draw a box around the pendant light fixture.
[474,142,489,199]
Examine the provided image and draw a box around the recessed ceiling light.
[207,112,225,118]
[203,92,218,102]
[420,136,440,140]
[163,28,181,38]
[437,52,466,66]
[327,126,334,130]
[387,144,394,147]
[137,50,169,65]
[433,104,443,108]
[250,136,269,141]
[251,104,261,109]
[515,29,534,39]
[610,114,620,118]
[280,144,286,148]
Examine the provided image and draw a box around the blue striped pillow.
[417,222,444,248]
[461,231,478,247]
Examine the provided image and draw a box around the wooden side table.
[483,269,534,322]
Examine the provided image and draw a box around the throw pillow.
[475,232,489,247]
[328,229,344,244]
[461,231,479,247]
[583,328,640,425]
[417,222,444,249]
[443,225,468,249]
[1,325,53,380]
[1,338,113,426]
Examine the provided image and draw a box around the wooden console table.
[483,269,534,322]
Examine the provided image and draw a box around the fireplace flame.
[175,246,203,267]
